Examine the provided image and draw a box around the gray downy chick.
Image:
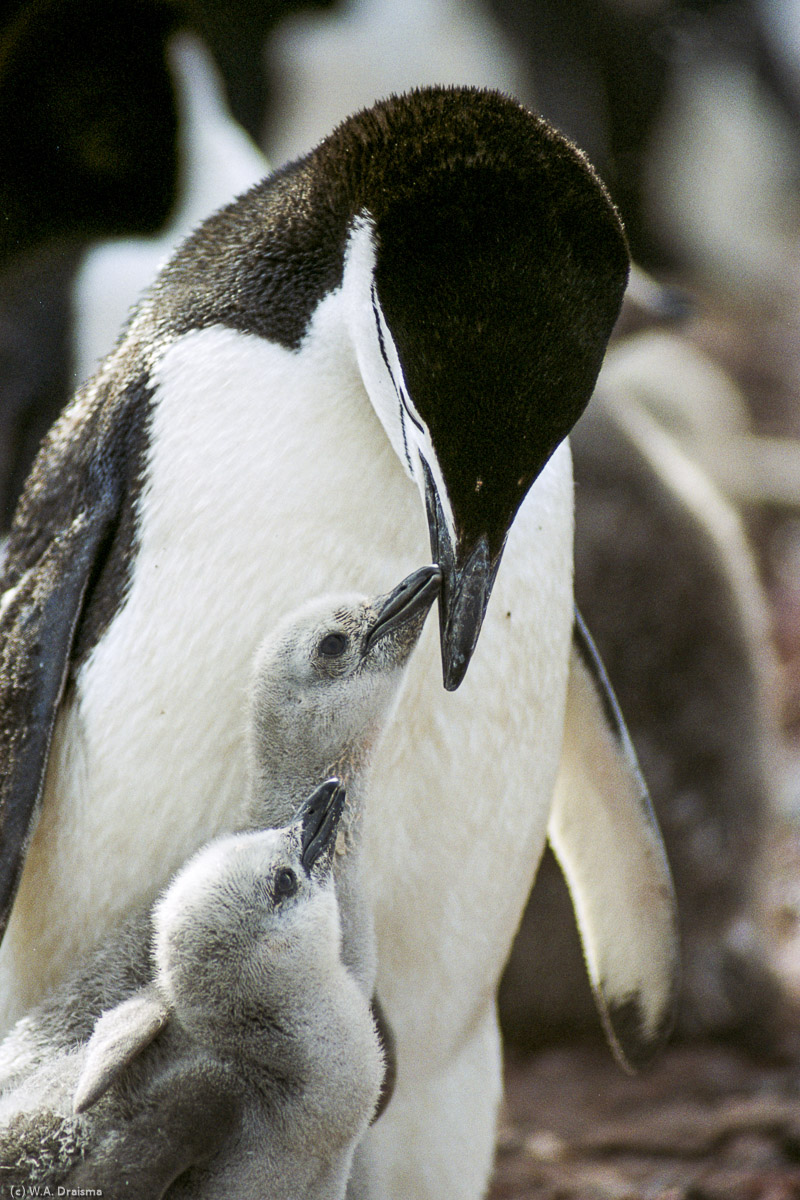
[247,563,442,999]
[244,563,442,1200]
[36,782,380,1199]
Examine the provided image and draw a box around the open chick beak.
[300,778,346,873]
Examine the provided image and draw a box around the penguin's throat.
[328,739,374,793]
[250,741,375,837]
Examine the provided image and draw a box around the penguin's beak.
[300,778,346,873]
[364,565,442,651]
[423,464,503,691]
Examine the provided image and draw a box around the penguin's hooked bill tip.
[420,458,502,690]
[300,778,346,871]
[439,538,498,692]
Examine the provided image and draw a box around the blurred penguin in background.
[501,374,791,1054]
[0,0,339,526]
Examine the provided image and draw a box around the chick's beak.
[364,565,442,651]
[300,779,346,872]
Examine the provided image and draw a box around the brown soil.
[490,1043,800,1200]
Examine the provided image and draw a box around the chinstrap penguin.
[0,87,677,1198]
[0,570,441,1193]
[0,781,384,1199]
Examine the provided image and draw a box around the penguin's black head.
[338,89,630,688]
[158,88,628,690]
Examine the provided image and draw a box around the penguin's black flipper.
[0,502,117,937]
[547,609,680,1071]
[0,377,147,940]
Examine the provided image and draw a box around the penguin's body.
[0,89,676,1198]
[0,783,383,1199]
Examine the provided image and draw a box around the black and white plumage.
[0,88,675,1198]
[0,14,268,526]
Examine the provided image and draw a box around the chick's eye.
[274,867,298,900]
[318,632,348,658]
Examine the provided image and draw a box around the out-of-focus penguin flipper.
[0,488,119,939]
[547,610,680,1071]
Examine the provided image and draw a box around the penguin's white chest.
[0,320,574,1041]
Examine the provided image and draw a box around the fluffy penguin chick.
[247,564,442,997]
[0,783,380,1198]
[156,784,383,1200]
[0,569,440,1194]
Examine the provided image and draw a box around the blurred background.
[7,1,800,1196]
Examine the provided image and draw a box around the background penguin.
[0,570,442,1194]
[0,89,674,1199]
[0,0,269,526]
[0,781,383,1200]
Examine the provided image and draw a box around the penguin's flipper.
[0,489,120,938]
[547,610,680,1071]
[74,987,170,1113]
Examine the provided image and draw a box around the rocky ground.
[490,1043,800,1200]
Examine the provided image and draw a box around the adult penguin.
[0,89,677,1199]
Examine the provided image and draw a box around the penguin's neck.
[182,939,362,1073]
[225,967,380,1150]
[249,740,374,842]
[249,748,377,997]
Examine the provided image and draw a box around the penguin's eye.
[318,632,348,658]
[274,867,298,900]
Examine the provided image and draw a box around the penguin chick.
[0,782,383,1199]
[247,564,443,997]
